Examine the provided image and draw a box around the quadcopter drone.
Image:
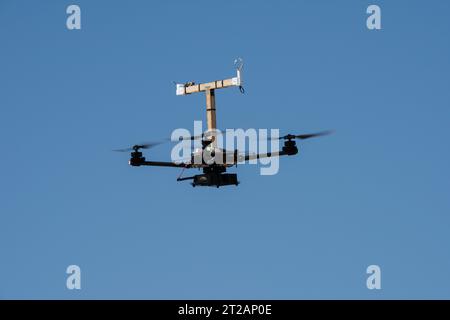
[115,59,331,188]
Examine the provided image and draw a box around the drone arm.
[176,176,195,181]
[210,147,296,166]
[139,160,209,169]
[241,151,289,163]
[234,141,298,163]
[140,161,190,168]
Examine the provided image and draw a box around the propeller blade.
[112,147,132,152]
[269,130,333,140]
[112,141,164,152]
[293,130,333,140]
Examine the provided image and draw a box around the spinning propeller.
[271,130,333,141]
[113,142,163,152]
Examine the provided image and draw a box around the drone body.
[116,59,330,188]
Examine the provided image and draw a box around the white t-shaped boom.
[175,59,244,138]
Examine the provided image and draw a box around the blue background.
[1,0,449,299]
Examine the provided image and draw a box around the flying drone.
[115,59,331,187]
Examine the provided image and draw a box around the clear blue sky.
[1,0,450,299]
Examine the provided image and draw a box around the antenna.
[175,58,245,147]
[234,57,244,72]
[234,57,244,93]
